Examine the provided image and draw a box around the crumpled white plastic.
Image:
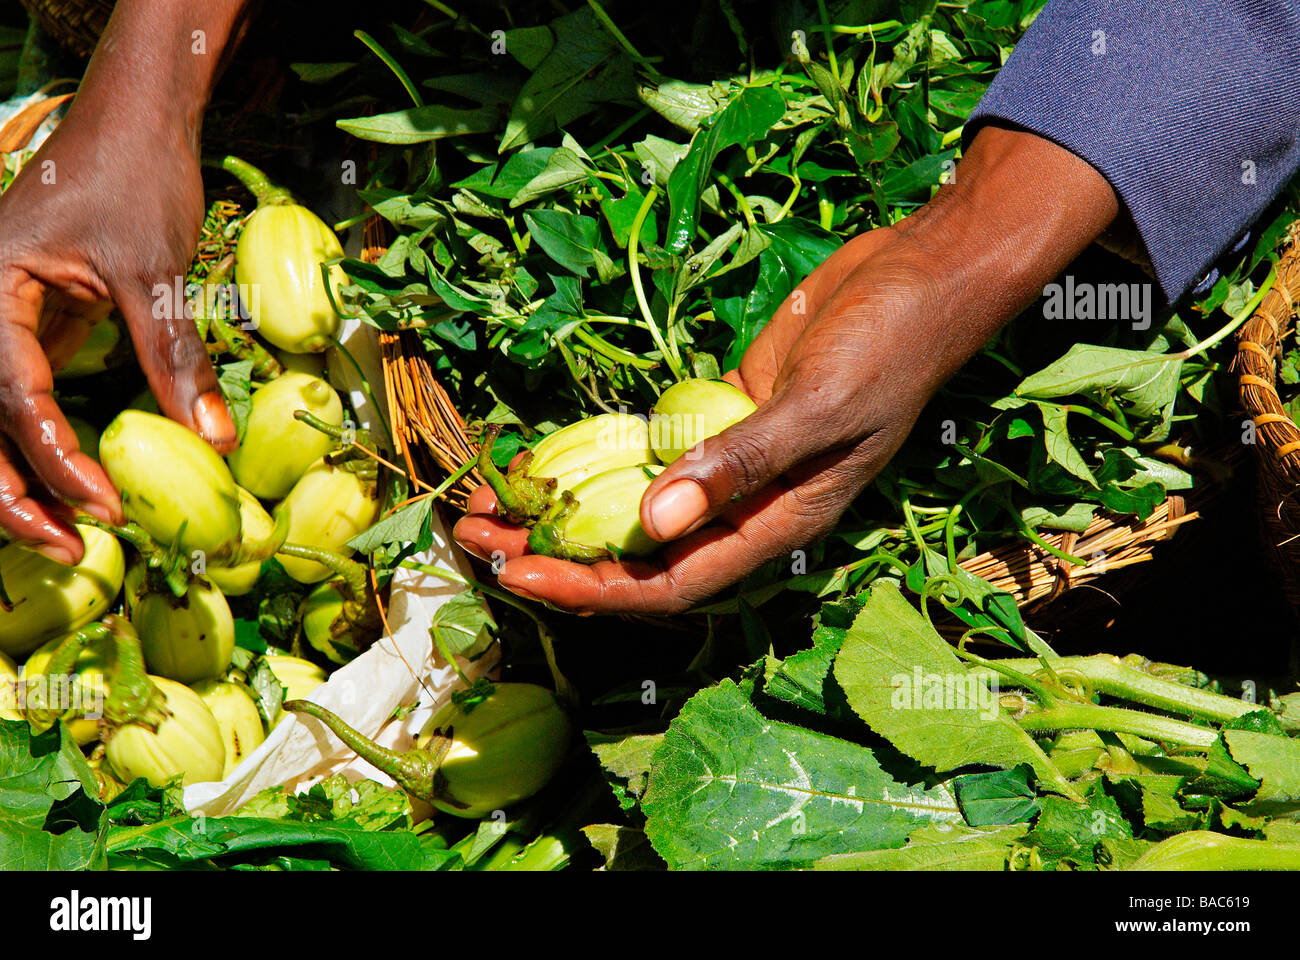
[182,316,493,815]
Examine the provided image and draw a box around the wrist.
[70,0,253,150]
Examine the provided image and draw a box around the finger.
[113,280,236,453]
[465,482,498,516]
[0,436,85,563]
[502,445,869,615]
[452,513,531,564]
[0,290,121,523]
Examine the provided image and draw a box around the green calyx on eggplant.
[527,464,664,563]
[283,681,571,818]
[477,413,658,525]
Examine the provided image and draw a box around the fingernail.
[193,392,236,447]
[458,541,490,563]
[499,577,539,602]
[35,544,76,566]
[79,501,114,524]
[648,479,709,540]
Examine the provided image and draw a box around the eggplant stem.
[282,699,442,804]
[221,155,294,207]
[277,543,369,599]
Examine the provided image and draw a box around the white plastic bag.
[184,317,492,815]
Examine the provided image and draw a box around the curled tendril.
[1035,667,1092,703]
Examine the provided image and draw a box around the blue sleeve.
[964,0,1300,303]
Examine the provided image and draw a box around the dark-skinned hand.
[453,126,1123,615]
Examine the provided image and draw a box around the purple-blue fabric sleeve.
[964,0,1300,303]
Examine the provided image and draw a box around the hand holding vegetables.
[455,127,1122,614]
[0,0,253,560]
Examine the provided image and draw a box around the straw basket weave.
[378,280,1222,614]
[1234,222,1300,617]
[18,0,113,57]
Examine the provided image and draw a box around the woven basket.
[379,318,1224,615]
[18,0,113,57]
[1234,221,1300,618]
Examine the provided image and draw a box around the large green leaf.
[523,209,600,277]
[641,680,961,870]
[337,104,501,144]
[1223,730,1300,806]
[831,583,1078,798]
[712,218,841,366]
[499,9,634,152]
[1015,344,1183,419]
[0,720,104,870]
[815,823,1026,870]
[664,86,787,252]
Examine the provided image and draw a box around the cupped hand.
[0,100,233,562]
[454,126,1120,614]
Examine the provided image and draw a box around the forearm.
[69,0,256,150]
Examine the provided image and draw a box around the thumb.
[639,383,837,542]
[114,279,237,453]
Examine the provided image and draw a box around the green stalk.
[1054,403,1136,443]
[1129,832,1300,871]
[572,327,659,369]
[221,156,293,207]
[626,186,683,379]
[1180,267,1275,361]
[970,654,1257,725]
[1015,701,1218,750]
[355,29,423,107]
[814,0,839,82]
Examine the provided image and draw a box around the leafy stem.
[626,186,684,379]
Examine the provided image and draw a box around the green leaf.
[1020,503,1096,533]
[641,680,961,870]
[815,822,1026,871]
[1222,730,1300,805]
[106,815,453,871]
[664,86,787,252]
[831,583,1078,798]
[337,103,501,144]
[347,497,432,554]
[523,209,600,277]
[509,146,593,207]
[953,766,1040,826]
[762,595,863,719]
[586,732,663,813]
[429,591,496,660]
[1024,784,1133,870]
[637,78,733,132]
[881,150,957,203]
[1035,403,1098,488]
[712,218,841,366]
[236,775,410,832]
[0,720,104,870]
[217,359,254,445]
[582,824,663,870]
[499,9,633,153]
[1015,344,1183,419]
